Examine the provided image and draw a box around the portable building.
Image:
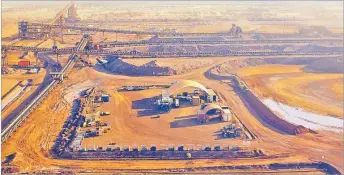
[206,89,218,103]
[101,95,109,102]
[197,110,206,122]
[192,96,200,105]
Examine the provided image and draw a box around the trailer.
[100,111,110,116]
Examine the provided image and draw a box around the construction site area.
[1,1,343,174]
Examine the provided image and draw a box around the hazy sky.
[2,1,342,29]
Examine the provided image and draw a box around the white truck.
[221,106,232,122]
[100,112,110,116]
[125,86,134,91]
[173,98,180,108]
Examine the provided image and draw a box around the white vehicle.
[100,112,110,116]
[157,96,173,106]
[174,98,180,108]
[221,106,231,114]
[125,86,134,91]
[176,93,182,99]
[221,106,232,122]
[96,58,108,65]
[194,89,200,95]
[221,106,229,110]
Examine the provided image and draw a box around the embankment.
[205,70,313,135]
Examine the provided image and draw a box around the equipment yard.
[1,1,343,174]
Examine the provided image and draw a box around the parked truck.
[100,112,110,116]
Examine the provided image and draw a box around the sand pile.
[297,45,343,52]
[213,58,267,73]
[214,56,343,74]
[104,57,216,76]
[144,60,159,67]
[298,26,333,37]
[105,58,176,76]
[122,58,215,74]
[303,57,343,73]
[22,52,35,60]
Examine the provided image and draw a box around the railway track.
[1,77,59,143]
[0,57,76,143]
[1,80,32,112]
[1,37,90,143]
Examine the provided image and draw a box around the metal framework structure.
[1,36,89,143]
[166,80,211,96]
[18,1,79,39]
[18,21,51,39]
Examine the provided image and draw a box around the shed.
[206,89,218,102]
[101,95,110,102]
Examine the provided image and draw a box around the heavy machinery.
[123,85,146,91]
[96,57,109,65]
[156,95,173,112]
[221,123,242,138]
